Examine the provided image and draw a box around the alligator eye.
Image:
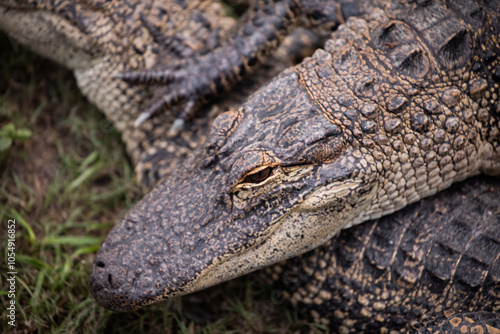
[242,167,273,184]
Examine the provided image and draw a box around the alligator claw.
[116,67,178,84]
[168,118,185,137]
[134,94,197,139]
[167,99,197,136]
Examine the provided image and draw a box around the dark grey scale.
[396,48,431,79]
[360,119,377,133]
[425,244,461,283]
[423,99,442,115]
[444,116,461,133]
[360,103,379,119]
[366,215,409,270]
[354,76,377,98]
[437,143,451,156]
[403,0,451,29]
[439,29,473,70]
[333,48,361,72]
[372,21,420,54]
[441,88,462,108]
[314,57,336,82]
[337,94,357,108]
[373,21,403,48]
[387,96,409,113]
[433,128,447,144]
[384,117,403,134]
[469,78,489,98]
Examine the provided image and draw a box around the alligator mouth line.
[143,209,291,308]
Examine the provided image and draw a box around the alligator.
[88,0,500,332]
[118,0,363,130]
[1,0,499,332]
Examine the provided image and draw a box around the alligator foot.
[119,0,302,128]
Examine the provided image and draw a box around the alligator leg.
[0,0,239,165]
[119,0,303,129]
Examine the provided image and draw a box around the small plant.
[0,122,32,158]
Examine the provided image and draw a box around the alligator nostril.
[108,274,113,286]
[96,261,105,268]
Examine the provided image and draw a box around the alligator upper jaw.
[89,163,217,311]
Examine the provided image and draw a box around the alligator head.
[90,55,381,311]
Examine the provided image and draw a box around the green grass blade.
[8,208,36,245]
[41,236,104,246]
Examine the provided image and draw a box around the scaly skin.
[121,0,361,127]
[2,0,499,331]
[90,1,500,332]
[0,0,236,167]
[269,175,500,332]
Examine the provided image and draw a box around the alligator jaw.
[89,151,312,312]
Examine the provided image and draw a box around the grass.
[0,33,321,333]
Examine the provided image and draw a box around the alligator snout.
[90,251,132,311]
[89,151,275,311]
[93,256,126,291]
[90,211,162,312]
[89,183,209,312]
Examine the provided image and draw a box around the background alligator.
[0,0,324,189]
[0,0,495,332]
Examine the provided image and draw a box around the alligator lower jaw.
[90,213,283,312]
